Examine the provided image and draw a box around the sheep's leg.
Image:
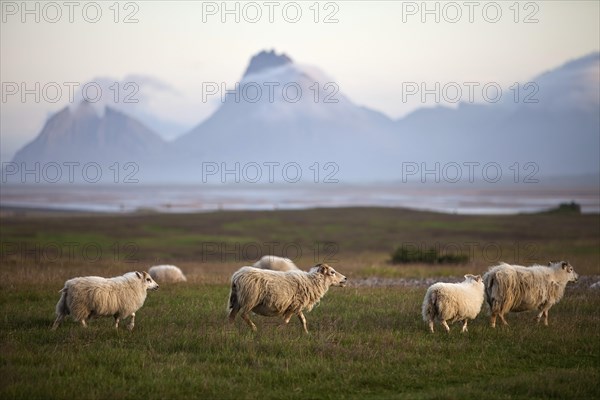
[490,313,497,328]
[297,312,309,334]
[114,315,120,330]
[51,314,64,330]
[241,313,257,332]
[228,308,239,323]
[280,310,298,329]
[535,310,543,324]
[543,310,549,326]
[428,320,435,333]
[282,310,294,324]
[499,314,509,326]
[441,320,450,333]
[80,319,88,328]
[461,320,468,333]
[126,313,135,331]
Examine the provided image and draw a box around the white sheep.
[148,265,187,283]
[227,263,347,333]
[422,274,485,333]
[483,261,579,327]
[51,271,159,331]
[252,255,299,271]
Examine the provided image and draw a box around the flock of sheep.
[50,256,579,334]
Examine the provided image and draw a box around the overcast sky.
[1,1,599,160]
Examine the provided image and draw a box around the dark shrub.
[391,246,468,265]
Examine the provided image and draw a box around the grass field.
[1,207,599,399]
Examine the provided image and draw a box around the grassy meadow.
[1,207,599,399]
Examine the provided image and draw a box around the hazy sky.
[1,0,599,160]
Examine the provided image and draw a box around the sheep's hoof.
[127,324,134,331]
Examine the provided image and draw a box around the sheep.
[483,261,579,327]
[148,265,187,283]
[51,271,159,331]
[252,255,299,272]
[227,263,347,333]
[422,274,485,333]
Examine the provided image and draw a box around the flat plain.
[1,207,598,399]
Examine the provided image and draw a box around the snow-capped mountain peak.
[243,49,293,78]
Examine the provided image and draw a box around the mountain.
[11,101,169,182]
[174,50,399,181]
[396,52,600,178]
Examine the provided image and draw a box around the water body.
[1,180,598,214]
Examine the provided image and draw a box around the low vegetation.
[542,201,582,214]
[391,246,469,265]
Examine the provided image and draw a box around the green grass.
[1,207,598,269]
[1,284,598,400]
[0,207,599,399]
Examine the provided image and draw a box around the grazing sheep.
[422,274,485,333]
[51,271,159,331]
[228,263,347,333]
[148,265,187,283]
[252,255,299,272]
[483,261,579,327]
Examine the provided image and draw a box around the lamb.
[51,271,159,331]
[148,265,187,283]
[252,255,299,271]
[422,274,485,333]
[483,261,579,327]
[227,263,347,333]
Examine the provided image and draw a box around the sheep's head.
[315,264,347,287]
[137,271,159,291]
[464,274,484,287]
[548,261,578,283]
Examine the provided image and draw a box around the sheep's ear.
[475,275,482,282]
[561,261,568,269]
[135,271,142,279]
[315,264,325,274]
